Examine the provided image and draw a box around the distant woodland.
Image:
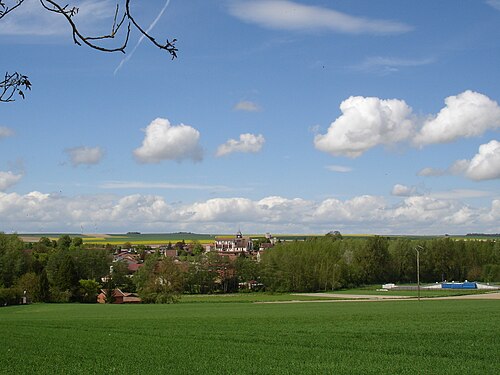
[1,233,499,305]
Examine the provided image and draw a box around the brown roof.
[128,263,144,272]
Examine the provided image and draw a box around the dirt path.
[294,293,411,300]
[255,292,500,304]
[427,292,500,300]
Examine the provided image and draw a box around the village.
[100,231,273,303]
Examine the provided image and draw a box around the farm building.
[97,289,141,304]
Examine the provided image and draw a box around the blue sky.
[1,0,500,234]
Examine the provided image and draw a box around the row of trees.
[259,236,500,292]
[1,233,499,305]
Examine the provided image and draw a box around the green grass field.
[0,299,498,374]
[179,293,341,303]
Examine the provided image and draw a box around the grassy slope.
[0,300,499,374]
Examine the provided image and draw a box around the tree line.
[0,233,499,305]
[259,236,500,292]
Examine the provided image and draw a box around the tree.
[57,235,72,250]
[0,0,177,102]
[111,260,135,292]
[38,269,50,302]
[356,236,390,284]
[46,248,79,301]
[192,240,204,256]
[71,237,83,248]
[15,272,40,302]
[135,255,184,303]
[326,231,343,241]
[78,279,100,303]
[0,233,28,288]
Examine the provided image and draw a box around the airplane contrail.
[114,0,172,75]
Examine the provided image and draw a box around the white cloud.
[1,191,499,234]
[216,133,265,157]
[0,171,23,191]
[417,167,446,177]
[134,118,203,163]
[414,91,500,146]
[451,140,500,180]
[227,0,412,35]
[391,196,460,224]
[325,165,352,173]
[234,100,261,112]
[485,199,500,222]
[391,184,418,197]
[0,0,115,36]
[314,195,386,223]
[314,95,415,158]
[65,146,104,166]
[0,126,15,139]
[315,91,500,158]
[486,0,500,11]
[352,56,434,75]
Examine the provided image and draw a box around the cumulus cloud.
[314,195,386,223]
[234,100,261,112]
[414,91,500,146]
[0,126,14,139]
[65,146,104,166]
[0,0,115,36]
[134,118,203,163]
[315,91,500,158]
[216,133,265,157]
[391,184,419,197]
[314,96,415,158]
[227,0,412,35]
[1,191,499,234]
[451,140,500,180]
[0,171,23,191]
[325,165,352,173]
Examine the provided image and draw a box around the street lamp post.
[414,245,423,301]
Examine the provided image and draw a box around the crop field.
[19,233,216,245]
[18,232,499,245]
[0,299,498,374]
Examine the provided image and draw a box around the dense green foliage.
[0,233,111,304]
[134,255,185,303]
[0,301,498,374]
[1,233,499,305]
[260,236,500,292]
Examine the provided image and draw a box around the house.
[97,289,141,304]
[113,251,143,273]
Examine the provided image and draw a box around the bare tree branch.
[0,71,31,102]
[125,0,177,59]
[0,0,25,20]
[1,1,178,102]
